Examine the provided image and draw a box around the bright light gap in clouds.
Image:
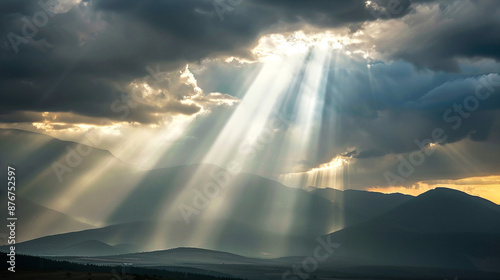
[1,0,499,210]
[2,1,500,271]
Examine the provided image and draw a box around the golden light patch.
[368,175,500,204]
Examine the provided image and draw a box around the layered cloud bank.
[1,0,500,194]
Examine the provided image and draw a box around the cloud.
[1,0,500,189]
[1,0,499,125]
[361,1,500,71]
[0,0,415,126]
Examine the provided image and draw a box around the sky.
[1,0,500,202]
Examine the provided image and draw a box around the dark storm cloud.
[348,136,500,188]
[320,60,500,162]
[308,59,500,187]
[369,0,500,72]
[155,53,499,184]
[355,149,386,159]
[1,0,498,123]
[0,0,417,124]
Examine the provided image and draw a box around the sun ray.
[147,53,311,251]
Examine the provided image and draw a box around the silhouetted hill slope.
[371,187,500,232]
[309,187,413,221]
[71,247,267,266]
[61,240,136,256]
[1,219,319,258]
[0,128,138,225]
[324,188,500,271]
[5,128,499,266]
[1,128,421,257]
[0,129,361,235]
[0,191,93,243]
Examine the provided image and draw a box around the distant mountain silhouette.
[309,187,413,221]
[367,187,500,232]
[0,129,356,233]
[0,191,93,243]
[2,128,500,278]
[61,240,136,256]
[324,188,500,271]
[2,219,319,257]
[0,128,139,224]
[0,128,424,255]
[90,247,266,265]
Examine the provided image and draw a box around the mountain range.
[1,128,500,279]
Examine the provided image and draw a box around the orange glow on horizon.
[367,175,500,204]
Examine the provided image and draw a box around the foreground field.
[0,270,137,280]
